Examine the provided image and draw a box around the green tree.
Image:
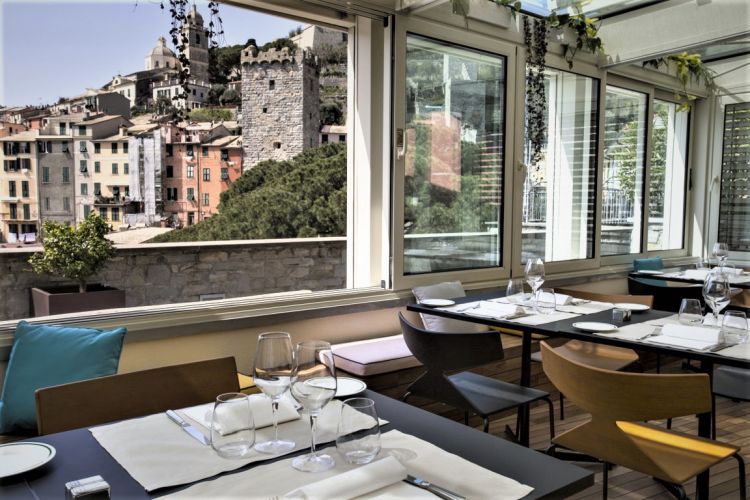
[187,108,234,122]
[320,100,343,125]
[208,42,248,84]
[151,144,346,242]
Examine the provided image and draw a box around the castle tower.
[240,44,320,170]
[182,5,209,83]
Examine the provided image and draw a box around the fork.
[637,327,662,340]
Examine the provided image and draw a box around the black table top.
[408,293,750,369]
[0,391,593,499]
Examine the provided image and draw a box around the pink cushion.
[332,335,421,377]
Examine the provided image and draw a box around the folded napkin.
[181,394,299,434]
[538,291,572,305]
[645,323,720,351]
[284,456,406,500]
[465,301,524,319]
[681,269,711,281]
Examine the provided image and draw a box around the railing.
[601,187,635,225]
[522,186,546,223]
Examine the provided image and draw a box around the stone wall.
[0,238,346,321]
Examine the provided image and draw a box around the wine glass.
[253,331,295,454]
[712,242,729,267]
[524,258,545,312]
[290,340,337,472]
[678,298,703,325]
[702,271,731,322]
[505,279,527,305]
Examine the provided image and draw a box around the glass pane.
[601,86,647,256]
[718,102,750,252]
[648,100,688,251]
[403,35,505,274]
[522,68,598,263]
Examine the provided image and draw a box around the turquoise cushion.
[633,257,663,272]
[0,321,126,433]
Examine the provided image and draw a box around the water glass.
[210,392,255,459]
[678,298,703,325]
[336,398,381,465]
[712,242,729,266]
[505,279,528,305]
[703,271,731,321]
[537,288,556,315]
[722,311,748,345]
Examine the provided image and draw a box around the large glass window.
[717,102,750,252]
[648,99,688,251]
[601,86,647,256]
[403,35,506,274]
[522,68,598,263]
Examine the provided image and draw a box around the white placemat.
[90,400,371,491]
[714,342,750,361]
[163,430,534,500]
[591,321,657,341]
[556,301,614,315]
[180,393,299,431]
[508,311,579,326]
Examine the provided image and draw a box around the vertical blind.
[718,102,750,252]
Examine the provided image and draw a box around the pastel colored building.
[0,130,40,243]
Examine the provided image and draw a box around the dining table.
[629,267,750,289]
[0,390,594,499]
[407,290,750,500]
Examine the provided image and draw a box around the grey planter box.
[31,285,126,317]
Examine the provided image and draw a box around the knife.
[404,475,465,500]
[166,410,210,445]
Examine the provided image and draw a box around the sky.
[0,0,300,107]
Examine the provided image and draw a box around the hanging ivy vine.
[548,8,604,69]
[523,16,548,168]
[643,52,715,111]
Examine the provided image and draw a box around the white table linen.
[644,324,720,350]
[180,394,299,434]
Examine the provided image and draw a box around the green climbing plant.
[643,52,715,111]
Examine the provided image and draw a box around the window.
[44,198,50,210]
[21,181,28,198]
[195,33,200,44]
[94,143,101,154]
[166,187,178,201]
[187,165,194,178]
[99,208,107,219]
[22,204,30,220]
[59,123,66,135]
[221,167,228,180]
[94,161,101,173]
[188,212,195,225]
[124,163,129,174]
[202,193,209,206]
[9,204,17,219]
[269,80,275,90]
[123,142,128,153]
[111,207,119,221]
[186,145,194,157]
[20,158,31,171]
[62,141,69,153]
[166,144,173,157]
[601,86,647,256]
[42,167,50,183]
[78,126,86,136]
[166,165,174,178]
[403,35,506,274]
[322,134,329,144]
[83,205,91,218]
[62,166,70,183]
[80,183,88,195]
[187,187,195,201]
[79,141,87,152]
[262,107,268,114]
[221,149,229,161]
[8,181,16,197]
[80,160,88,173]
[339,134,346,142]
[111,143,118,154]
[717,102,750,252]
[522,68,599,263]
[112,163,118,174]
[94,182,101,195]
[202,146,209,157]
[63,197,70,212]
[648,100,688,251]
[273,141,281,149]
[203,168,210,181]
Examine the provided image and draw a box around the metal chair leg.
[602,462,608,500]
[711,393,717,440]
[666,418,672,429]
[656,353,661,373]
[401,391,411,402]
[733,453,747,500]
[542,396,555,440]
[559,392,565,420]
[482,417,489,433]
[464,411,469,426]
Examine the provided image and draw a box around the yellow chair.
[541,341,746,499]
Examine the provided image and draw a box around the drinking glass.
[537,288,556,315]
[253,331,295,454]
[505,279,528,305]
[722,311,748,345]
[712,242,729,266]
[290,340,337,472]
[524,258,545,313]
[678,298,703,325]
[210,392,255,459]
[703,271,731,322]
[336,397,381,465]
[695,260,709,270]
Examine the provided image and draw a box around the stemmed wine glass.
[524,258,545,313]
[702,271,731,323]
[712,242,729,268]
[290,340,337,472]
[253,331,296,454]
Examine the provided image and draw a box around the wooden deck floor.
[391,336,749,499]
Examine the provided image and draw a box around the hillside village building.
[0,131,40,242]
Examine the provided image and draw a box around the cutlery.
[637,327,662,341]
[453,303,480,312]
[166,410,210,445]
[709,343,734,353]
[404,475,465,500]
[570,299,591,305]
[498,312,531,321]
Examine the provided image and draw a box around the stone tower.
[240,44,320,169]
[182,5,209,83]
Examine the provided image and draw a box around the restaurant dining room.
[0,0,748,498]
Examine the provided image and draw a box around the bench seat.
[331,334,422,377]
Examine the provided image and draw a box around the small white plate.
[613,302,650,312]
[420,299,455,307]
[0,442,56,478]
[336,377,367,397]
[637,270,664,275]
[572,322,618,333]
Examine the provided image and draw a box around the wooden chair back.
[555,288,654,307]
[36,357,239,435]
[540,342,710,422]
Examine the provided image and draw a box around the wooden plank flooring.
[381,336,749,499]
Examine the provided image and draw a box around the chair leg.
[464,411,469,426]
[559,392,565,420]
[401,391,410,402]
[711,393,717,440]
[666,418,672,429]
[656,353,661,373]
[733,453,747,500]
[653,478,688,500]
[602,462,608,500]
[482,417,490,433]
[542,396,555,440]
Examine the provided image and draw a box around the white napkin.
[284,456,406,500]
[681,269,711,281]
[538,291,572,305]
[464,301,524,319]
[645,323,720,350]
[180,394,299,434]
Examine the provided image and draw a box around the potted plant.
[29,213,125,316]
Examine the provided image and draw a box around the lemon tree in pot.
[29,214,124,317]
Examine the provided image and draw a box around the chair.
[541,342,746,500]
[35,357,239,435]
[628,277,704,312]
[531,289,651,419]
[398,312,555,442]
[712,365,750,439]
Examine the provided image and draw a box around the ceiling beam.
[599,0,750,68]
